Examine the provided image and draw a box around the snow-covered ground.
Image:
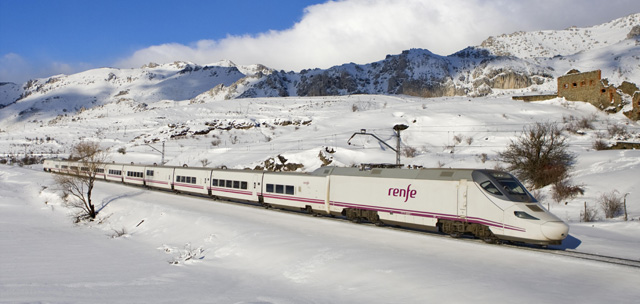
[1,91,640,303]
[1,164,639,303]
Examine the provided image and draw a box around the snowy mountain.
[480,13,640,59]
[0,61,249,126]
[192,48,552,102]
[197,13,640,101]
[2,14,638,123]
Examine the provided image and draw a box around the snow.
[2,164,640,303]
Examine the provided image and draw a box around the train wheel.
[304,206,316,216]
[449,232,462,238]
[482,236,498,244]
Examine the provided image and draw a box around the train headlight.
[514,211,539,220]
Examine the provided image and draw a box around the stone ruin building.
[557,69,639,120]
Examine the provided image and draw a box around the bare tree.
[499,122,575,189]
[55,142,108,220]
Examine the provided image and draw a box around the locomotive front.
[472,170,569,245]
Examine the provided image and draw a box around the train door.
[168,169,175,190]
[457,179,468,218]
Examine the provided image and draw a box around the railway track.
[512,245,640,268]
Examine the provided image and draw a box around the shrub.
[479,153,488,163]
[499,122,575,189]
[117,147,127,154]
[592,139,609,151]
[551,180,584,203]
[581,202,598,222]
[564,115,594,134]
[453,134,463,144]
[599,190,624,218]
[607,124,628,138]
[402,146,417,158]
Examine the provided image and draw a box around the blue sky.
[1,0,639,84]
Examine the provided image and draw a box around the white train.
[43,159,569,245]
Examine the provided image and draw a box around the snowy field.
[1,164,639,303]
[2,93,640,303]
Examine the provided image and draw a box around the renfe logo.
[388,184,417,202]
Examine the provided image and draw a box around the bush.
[592,139,609,151]
[499,122,575,189]
[607,124,628,138]
[402,146,417,158]
[551,180,584,203]
[581,202,598,222]
[564,115,594,134]
[599,190,624,218]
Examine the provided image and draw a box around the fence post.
[623,193,629,221]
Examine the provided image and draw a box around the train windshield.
[490,172,533,202]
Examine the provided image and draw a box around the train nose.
[541,221,570,240]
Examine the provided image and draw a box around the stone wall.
[511,94,557,102]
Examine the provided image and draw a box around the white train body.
[44,160,569,245]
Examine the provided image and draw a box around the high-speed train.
[43,159,569,245]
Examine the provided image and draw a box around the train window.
[186,176,192,184]
[192,177,196,184]
[233,181,240,189]
[514,211,539,220]
[226,180,233,188]
[212,179,219,186]
[218,179,225,187]
[285,185,294,195]
[81,167,89,171]
[241,181,248,189]
[266,184,274,193]
[147,170,154,176]
[129,171,142,177]
[480,181,502,196]
[275,185,284,194]
[96,168,104,173]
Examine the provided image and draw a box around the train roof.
[312,166,478,181]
